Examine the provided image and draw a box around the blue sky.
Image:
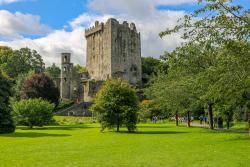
[0,0,89,30]
[0,0,249,66]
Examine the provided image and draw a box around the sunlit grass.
[0,123,249,167]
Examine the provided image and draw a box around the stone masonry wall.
[85,18,142,86]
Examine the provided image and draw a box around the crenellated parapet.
[85,18,139,38]
[85,21,104,37]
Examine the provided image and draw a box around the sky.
[0,0,249,66]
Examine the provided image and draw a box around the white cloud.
[0,28,85,66]
[0,10,51,40]
[87,0,189,57]
[0,0,193,66]
[0,0,26,5]
[88,0,194,18]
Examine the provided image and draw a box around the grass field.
[0,122,250,167]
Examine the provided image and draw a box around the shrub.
[13,98,54,128]
[54,100,74,112]
[0,71,15,133]
[139,100,153,122]
[20,73,60,107]
[91,79,139,132]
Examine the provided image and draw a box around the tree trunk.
[175,111,179,126]
[208,103,214,130]
[248,115,250,135]
[226,114,230,129]
[187,111,191,127]
[117,116,120,132]
[117,124,120,132]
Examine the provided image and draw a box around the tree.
[13,98,54,128]
[141,57,167,85]
[45,63,61,78]
[74,64,87,73]
[142,57,167,76]
[91,79,139,132]
[157,0,250,130]
[0,71,15,133]
[20,73,60,107]
[13,71,35,101]
[0,47,45,78]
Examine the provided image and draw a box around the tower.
[60,53,73,100]
[85,18,142,86]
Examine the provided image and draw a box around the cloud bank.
[0,0,194,66]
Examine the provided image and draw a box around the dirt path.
[191,123,249,133]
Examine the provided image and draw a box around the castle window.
[64,78,67,82]
[64,67,67,71]
[64,56,67,62]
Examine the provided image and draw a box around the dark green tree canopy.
[20,73,60,107]
[0,47,45,78]
[91,79,139,132]
[45,63,61,78]
[142,57,167,76]
[0,70,15,133]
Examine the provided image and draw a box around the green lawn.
[0,123,250,167]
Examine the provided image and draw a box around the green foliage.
[160,0,250,43]
[0,47,45,79]
[148,0,250,130]
[0,71,15,133]
[20,73,60,106]
[54,116,95,125]
[142,57,167,76]
[91,79,139,132]
[45,63,61,78]
[54,100,74,112]
[12,71,35,101]
[13,98,54,128]
[74,64,87,73]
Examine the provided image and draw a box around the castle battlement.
[85,18,138,38]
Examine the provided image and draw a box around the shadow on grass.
[118,130,188,135]
[16,125,97,131]
[0,132,71,138]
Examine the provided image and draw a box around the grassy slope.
[0,123,249,167]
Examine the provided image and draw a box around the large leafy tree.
[154,0,250,131]
[45,63,61,78]
[20,73,60,107]
[0,71,15,133]
[0,47,45,78]
[91,79,139,132]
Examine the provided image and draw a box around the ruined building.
[60,53,83,102]
[60,18,142,103]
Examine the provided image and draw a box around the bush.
[91,79,139,132]
[20,73,60,107]
[0,71,15,133]
[139,100,153,122]
[54,100,74,112]
[13,98,54,128]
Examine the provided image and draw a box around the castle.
[60,18,142,103]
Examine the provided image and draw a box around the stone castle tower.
[59,18,142,103]
[60,53,83,102]
[61,53,73,100]
[85,18,142,86]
